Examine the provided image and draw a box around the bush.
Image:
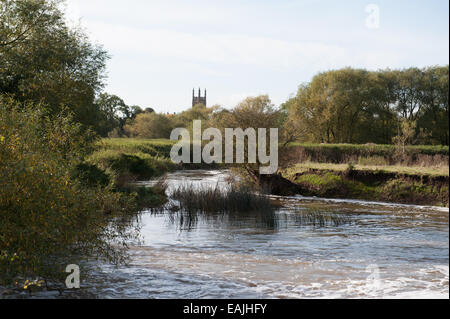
[0,98,137,286]
[70,163,110,188]
[88,149,176,184]
[124,113,173,139]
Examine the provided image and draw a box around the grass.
[287,143,449,167]
[93,138,449,206]
[82,139,177,210]
[100,139,449,171]
[104,139,450,156]
[283,168,449,207]
[171,185,275,214]
[88,149,175,180]
[88,139,177,184]
[99,138,175,158]
[289,142,449,156]
[284,162,449,177]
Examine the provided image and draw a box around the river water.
[11,170,450,299]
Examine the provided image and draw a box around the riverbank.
[282,163,449,207]
[89,138,221,181]
[94,138,449,207]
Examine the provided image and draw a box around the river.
[13,170,450,298]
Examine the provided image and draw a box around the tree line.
[123,66,449,147]
[1,2,447,147]
[282,67,449,145]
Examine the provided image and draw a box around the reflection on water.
[11,170,450,299]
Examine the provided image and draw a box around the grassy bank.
[287,143,449,167]
[282,164,449,207]
[94,138,449,207]
[78,138,179,211]
[87,139,176,185]
[285,162,449,177]
[102,139,449,168]
[92,138,222,181]
[99,138,175,158]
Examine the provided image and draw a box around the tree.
[286,66,449,145]
[171,103,218,131]
[124,112,173,139]
[393,119,417,158]
[95,93,125,136]
[94,93,143,137]
[417,66,449,145]
[0,0,109,132]
[288,69,375,143]
[210,95,292,176]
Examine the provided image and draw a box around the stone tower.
[192,88,206,107]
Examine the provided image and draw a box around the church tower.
[192,88,206,107]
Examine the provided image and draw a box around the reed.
[171,184,274,214]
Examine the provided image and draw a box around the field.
[101,139,449,163]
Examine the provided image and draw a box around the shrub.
[88,149,176,184]
[0,98,137,286]
[124,113,173,139]
[70,163,110,188]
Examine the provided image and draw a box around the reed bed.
[170,184,275,214]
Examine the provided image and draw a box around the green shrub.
[381,179,432,200]
[88,149,176,183]
[70,163,110,188]
[0,98,137,286]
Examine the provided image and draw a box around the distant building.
[192,88,206,107]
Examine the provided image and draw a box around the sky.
[64,0,449,113]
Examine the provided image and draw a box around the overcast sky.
[65,0,449,113]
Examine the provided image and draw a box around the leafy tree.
[94,93,143,137]
[95,93,125,136]
[286,66,449,145]
[124,112,173,139]
[393,118,417,158]
[210,95,294,174]
[417,66,449,145]
[0,0,108,131]
[171,103,218,131]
